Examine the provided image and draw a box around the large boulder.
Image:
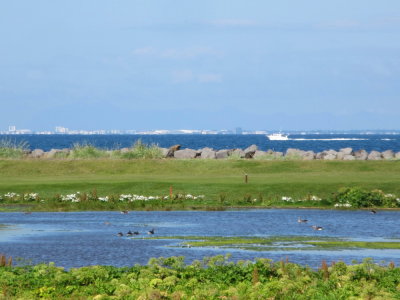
[216,149,231,159]
[244,144,258,158]
[395,152,400,160]
[30,149,44,158]
[343,154,356,160]
[340,148,353,155]
[230,149,245,158]
[354,150,368,160]
[285,148,305,159]
[44,148,70,158]
[174,148,197,159]
[160,148,169,157]
[382,150,394,160]
[200,147,216,159]
[253,150,267,159]
[302,151,315,160]
[167,145,181,157]
[368,151,382,160]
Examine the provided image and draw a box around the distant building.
[55,127,69,134]
[8,125,16,132]
[235,127,243,135]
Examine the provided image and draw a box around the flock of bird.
[298,210,377,231]
[114,211,155,237]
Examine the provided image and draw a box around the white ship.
[267,133,289,140]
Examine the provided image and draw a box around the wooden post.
[169,186,173,199]
[245,174,248,184]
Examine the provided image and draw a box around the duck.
[311,225,323,231]
[370,209,377,214]
[298,217,308,223]
[147,228,155,235]
[126,231,133,236]
[120,210,129,214]
[117,232,124,237]
[133,231,140,235]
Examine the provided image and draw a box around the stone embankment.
[24,145,400,160]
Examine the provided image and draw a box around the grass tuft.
[0,139,29,159]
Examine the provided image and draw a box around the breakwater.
[24,145,400,160]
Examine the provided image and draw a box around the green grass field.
[1,159,400,204]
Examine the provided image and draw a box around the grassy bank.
[0,255,399,299]
[0,159,400,211]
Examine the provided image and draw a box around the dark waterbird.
[298,217,308,223]
[148,228,155,235]
[371,209,377,214]
[311,225,323,231]
[126,231,133,236]
[117,232,124,237]
[133,231,140,235]
[120,210,129,214]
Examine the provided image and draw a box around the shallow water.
[0,209,399,269]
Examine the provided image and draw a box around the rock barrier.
[21,145,400,160]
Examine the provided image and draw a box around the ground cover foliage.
[1,159,400,211]
[0,255,399,299]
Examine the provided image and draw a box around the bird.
[126,230,133,236]
[133,231,140,235]
[370,209,377,214]
[311,225,323,231]
[147,228,155,235]
[298,217,308,223]
[120,210,129,214]
[117,232,124,237]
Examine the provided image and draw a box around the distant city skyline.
[2,125,400,136]
[1,1,400,130]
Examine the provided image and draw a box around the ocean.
[1,133,400,152]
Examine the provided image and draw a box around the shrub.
[0,139,29,159]
[70,142,108,159]
[120,140,163,159]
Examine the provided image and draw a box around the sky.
[0,1,400,131]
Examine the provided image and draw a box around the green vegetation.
[148,236,400,251]
[0,139,28,159]
[1,255,399,299]
[1,159,400,211]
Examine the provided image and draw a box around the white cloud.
[171,70,194,83]
[132,47,156,55]
[132,46,222,59]
[197,73,222,83]
[171,70,222,84]
[209,19,257,27]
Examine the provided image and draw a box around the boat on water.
[267,133,289,140]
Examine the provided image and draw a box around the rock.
[315,152,325,160]
[336,152,345,160]
[340,148,353,155]
[174,148,197,159]
[395,152,400,160]
[302,151,315,160]
[382,150,394,160]
[160,148,169,157]
[44,149,64,158]
[323,153,337,160]
[354,150,368,160]
[215,149,230,159]
[253,150,267,159]
[30,149,44,158]
[343,154,355,160]
[244,144,258,158]
[200,147,216,159]
[285,148,305,159]
[230,149,245,158]
[368,151,382,160]
[274,151,284,158]
[167,144,181,157]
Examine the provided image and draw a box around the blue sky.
[1,1,399,131]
